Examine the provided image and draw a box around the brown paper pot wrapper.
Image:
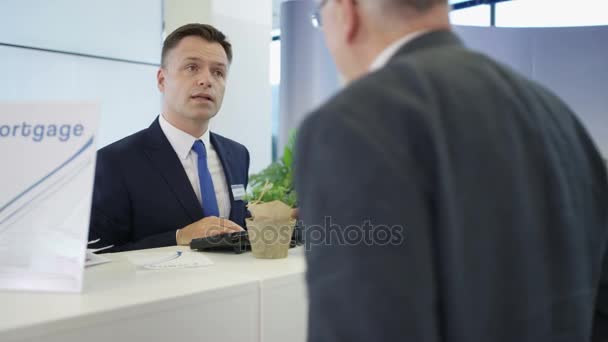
[246,200,295,259]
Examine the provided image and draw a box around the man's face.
[158,36,229,125]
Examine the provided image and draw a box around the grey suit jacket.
[296,30,608,342]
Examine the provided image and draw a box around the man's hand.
[176,217,244,245]
[291,208,299,220]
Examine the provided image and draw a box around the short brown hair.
[393,0,448,11]
[161,23,232,67]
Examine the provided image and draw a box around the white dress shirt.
[369,30,430,71]
[158,114,231,219]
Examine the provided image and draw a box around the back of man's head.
[388,0,448,11]
[361,0,450,27]
[321,0,450,82]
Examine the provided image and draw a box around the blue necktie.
[192,140,220,217]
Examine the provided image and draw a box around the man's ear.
[157,68,165,93]
[341,0,360,44]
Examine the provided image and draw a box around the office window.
[450,5,491,27]
[270,36,281,86]
[270,35,281,161]
[496,0,608,27]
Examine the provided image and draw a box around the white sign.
[0,102,99,293]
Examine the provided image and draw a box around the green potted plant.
[247,132,296,207]
[245,132,297,259]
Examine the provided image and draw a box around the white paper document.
[85,250,111,268]
[127,250,214,270]
[0,102,100,293]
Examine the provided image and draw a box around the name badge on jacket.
[231,184,246,201]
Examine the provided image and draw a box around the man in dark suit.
[297,0,608,341]
[89,24,248,252]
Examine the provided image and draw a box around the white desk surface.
[0,246,307,341]
[196,245,307,279]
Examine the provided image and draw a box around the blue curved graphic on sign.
[0,137,95,221]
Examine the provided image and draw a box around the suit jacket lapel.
[210,133,237,220]
[143,118,203,222]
